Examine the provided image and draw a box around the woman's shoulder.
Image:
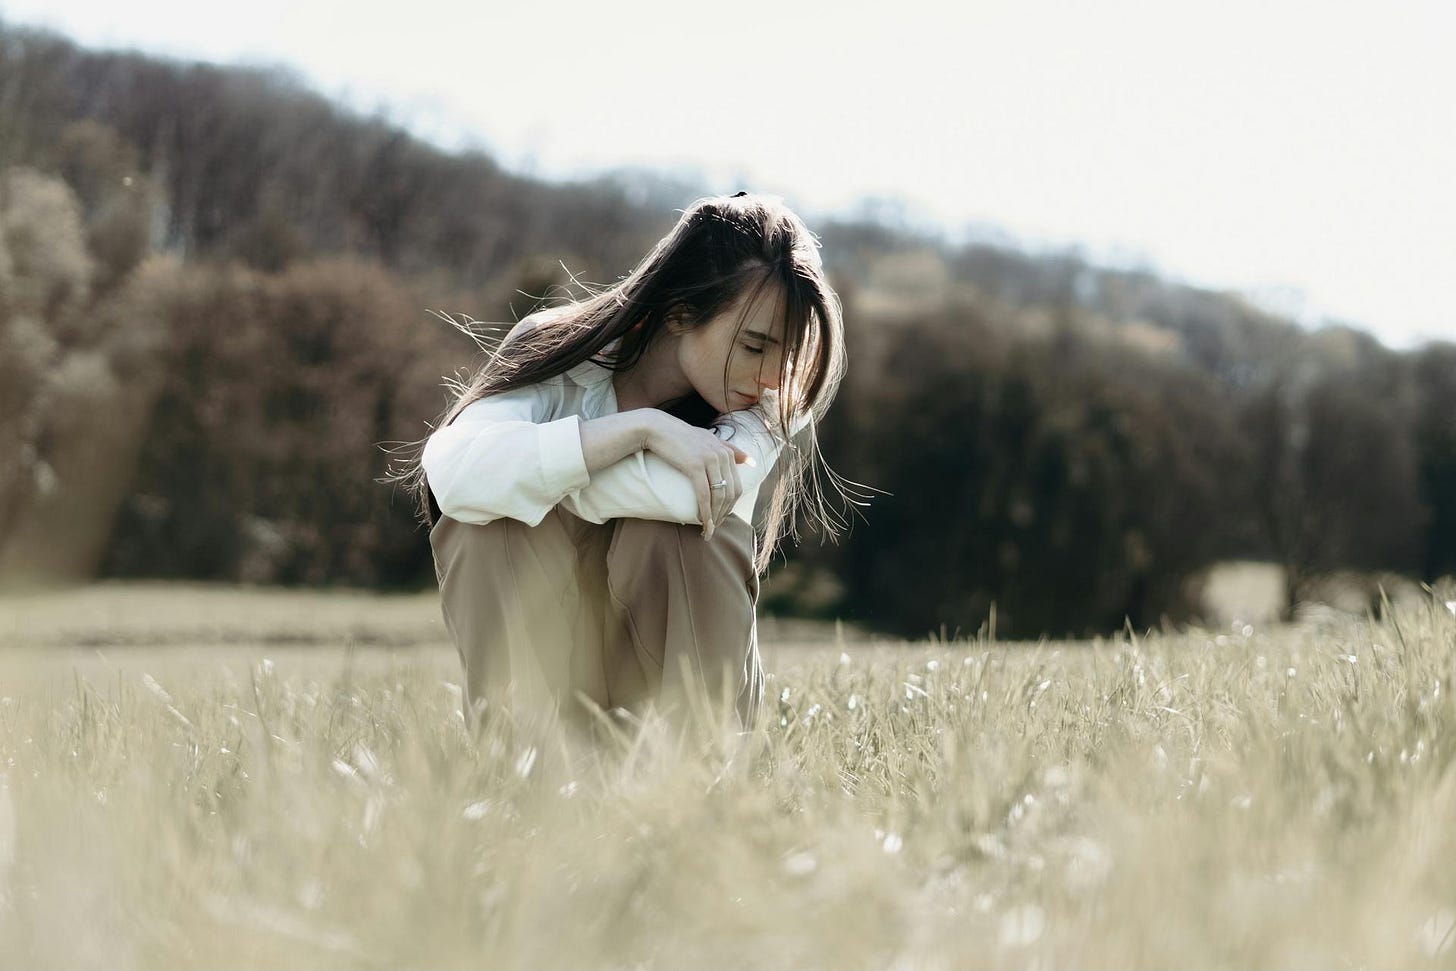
[495,302,617,392]
[507,303,575,342]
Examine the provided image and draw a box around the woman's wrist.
[635,408,666,453]
[581,409,659,474]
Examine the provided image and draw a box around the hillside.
[2,20,1453,638]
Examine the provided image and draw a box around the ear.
[664,308,693,336]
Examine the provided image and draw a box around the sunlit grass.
[1,584,1454,969]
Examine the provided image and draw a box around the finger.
[727,466,743,526]
[709,458,725,528]
[717,458,738,527]
[696,469,713,540]
[725,458,740,526]
[733,446,754,466]
[710,456,727,526]
[719,457,739,524]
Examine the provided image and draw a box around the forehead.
[725,281,787,342]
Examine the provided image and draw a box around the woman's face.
[674,284,788,414]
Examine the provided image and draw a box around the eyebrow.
[744,329,782,346]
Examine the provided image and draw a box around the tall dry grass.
[1,583,1454,969]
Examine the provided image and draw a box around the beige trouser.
[429,506,765,737]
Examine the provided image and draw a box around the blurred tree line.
[0,22,1452,637]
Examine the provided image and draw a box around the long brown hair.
[383,191,868,575]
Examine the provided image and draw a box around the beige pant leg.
[603,514,765,732]
[429,508,611,731]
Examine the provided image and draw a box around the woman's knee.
[611,515,755,569]
[606,515,759,621]
[431,510,570,573]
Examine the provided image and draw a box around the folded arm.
[422,386,591,527]
[423,385,810,528]
[561,400,810,526]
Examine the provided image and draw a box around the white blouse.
[421,310,810,529]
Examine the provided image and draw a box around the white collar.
[563,336,622,388]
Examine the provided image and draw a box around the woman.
[394,192,853,738]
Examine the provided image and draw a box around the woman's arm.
[422,386,592,527]
[427,301,810,528]
[558,399,808,526]
[425,306,658,527]
[578,409,655,472]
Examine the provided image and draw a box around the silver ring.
[710,479,727,490]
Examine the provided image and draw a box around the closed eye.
[744,344,765,355]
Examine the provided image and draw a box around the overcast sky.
[3,0,1451,349]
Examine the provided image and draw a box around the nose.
[755,366,780,392]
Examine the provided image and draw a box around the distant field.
[1,582,1454,969]
[0,578,877,651]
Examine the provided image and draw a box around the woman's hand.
[642,411,755,540]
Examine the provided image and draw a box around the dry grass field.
[1,580,1454,970]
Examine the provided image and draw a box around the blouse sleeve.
[421,384,591,527]
[558,396,811,526]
